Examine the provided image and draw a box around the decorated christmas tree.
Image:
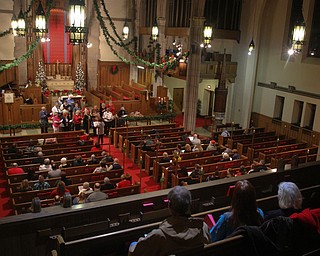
[35,61,47,91]
[75,62,86,90]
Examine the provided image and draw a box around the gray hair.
[168,186,192,216]
[278,182,303,210]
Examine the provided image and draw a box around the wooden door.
[173,88,184,112]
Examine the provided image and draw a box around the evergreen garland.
[75,62,86,90]
[0,29,11,38]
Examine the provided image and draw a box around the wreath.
[110,65,119,75]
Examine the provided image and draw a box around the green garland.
[94,0,188,70]
[0,29,11,38]
[0,0,53,72]
[0,123,40,130]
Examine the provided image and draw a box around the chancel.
[0,0,320,256]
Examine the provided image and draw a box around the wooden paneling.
[251,112,320,146]
[0,61,18,86]
[98,61,130,91]
[20,104,47,124]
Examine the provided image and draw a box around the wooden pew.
[112,85,135,100]
[270,153,318,169]
[111,123,177,147]
[226,131,278,149]
[259,145,318,164]
[2,139,93,156]
[0,130,85,146]
[3,144,94,161]
[240,138,296,160]
[217,127,265,145]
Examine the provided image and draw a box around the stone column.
[183,0,206,132]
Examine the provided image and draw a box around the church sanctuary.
[0,0,320,255]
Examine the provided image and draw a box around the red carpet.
[0,172,15,217]
[175,113,207,128]
[98,136,160,193]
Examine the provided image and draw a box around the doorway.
[173,88,184,112]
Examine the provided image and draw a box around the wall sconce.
[65,0,87,44]
[248,39,255,55]
[34,1,47,39]
[16,8,26,37]
[11,14,18,36]
[122,21,129,40]
[200,24,212,48]
[152,19,159,42]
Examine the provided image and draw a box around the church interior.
[0,0,319,255]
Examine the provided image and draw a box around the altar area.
[45,62,74,91]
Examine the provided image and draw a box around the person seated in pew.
[101,150,113,163]
[176,144,182,154]
[264,182,302,221]
[52,195,62,206]
[220,152,231,162]
[17,179,32,192]
[60,171,72,186]
[177,166,188,178]
[78,182,93,195]
[189,164,202,180]
[8,163,25,175]
[7,143,18,154]
[86,183,108,202]
[141,140,154,152]
[145,135,154,146]
[190,133,201,145]
[239,165,248,175]
[73,155,85,167]
[206,170,221,181]
[248,159,269,173]
[107,158,122,171]
[33,151,45,164]
[128,186,211,256]
[210,180,264,242]
[223,144,232,154]
[221,128,230,137]
[59,157,69,169]
[172,150,182,162]
[93,160,108,173]
[101,177,116,190]
[207,140,217,151]
[47,163,62,178]
[73,192,87,205]
[159,152,171,163]
[24,141,36,155]
[50,181,70,198]
[117,173,131,188]
[33,175,51,190]
[192,143,204,152]
[231,149,240,160]
[86,154,99,165]
[39,158,53,172]
[183,143,192,153]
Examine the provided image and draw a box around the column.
[183,0,206,132]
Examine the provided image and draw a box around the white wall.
[0,2,15,60]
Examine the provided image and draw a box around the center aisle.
[97,136,160,193]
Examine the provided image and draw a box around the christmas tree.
[75,62,86,90]
[35,61,47,91]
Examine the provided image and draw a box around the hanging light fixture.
[122,21,129,40]
[34,1,47,39]
[248,39,255,55]
[16,8,26,37]
[65,0,87,44]
[11,14,18,36]
[151,19,159,42]
[200,23,212,48]
[289,2,306,54]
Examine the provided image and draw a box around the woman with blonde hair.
[17,179,32,192]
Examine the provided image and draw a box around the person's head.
[104,177,110,184]
[41,106,46,111]
[259,159,266,165]
[61,157,67,165]
[163,152,168,158]
[114,158,119,164]
[214,170,220,179]
[83,182,90,190]
[120,106,125,110]
[278,182,303,210]
[44,158,50,165]
[56,181,66,193]
[75,155,82,161]
[75,110,81,115]
[195,164,201,170]
[94,183,101,191]
[38,175,45,183]
[185,144,191,151]
[101,103,106,108]
[21,179,29,188]
[37,151,44,157]
[99,160,107,168]
[231,180,261,227]
[168,186,192,216]
[222,153,230,160]
[90,154,96,159]
[193,134,198,138]
[12,163,18,167]
[54,195,61,204]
